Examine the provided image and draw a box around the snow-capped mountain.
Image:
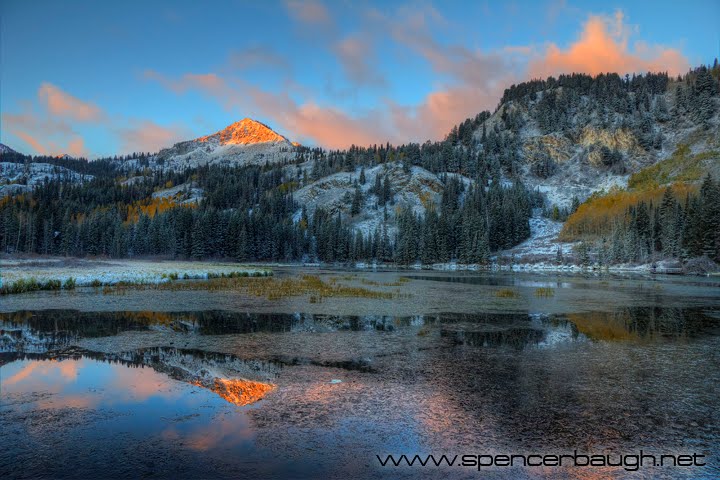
[0,143,19,156]
[153,118,297,170]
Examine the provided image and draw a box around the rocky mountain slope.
[152,118,297,170]
[0,161,92,197]
[463,72,720,209]
[1,65,718,265]
[0,143,19,155]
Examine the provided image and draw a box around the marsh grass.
[0,277,66,295]
[360,277,412,287]
[535,287,555,297]
[0,269,269,295]
[105,273,408,301]
[496,288,520,298]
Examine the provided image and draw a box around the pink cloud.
[12,131,50,155]
[67,137,87,157]
[38,83,105,122]
[333,35,386,87]
[116,120,190,154]
[529,11,689,78]
[4,80,192,157]
[146,71,389,148]
[284,0,331,24]
[144,70,226,95]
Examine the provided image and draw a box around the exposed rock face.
[154,118,296,170]
[469,78,720,208]
[197,118,290,145]
[0,162,92,197]
[293,162,470,237]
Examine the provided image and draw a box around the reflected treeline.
[410,275,576,289]
[443,327,547,349]
[0,310,425,339]
[564,307,720,341]
[1,308,717,359]
[434,308,719,348]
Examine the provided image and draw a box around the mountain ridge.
[152,117,296,170]
[1,63,718,267]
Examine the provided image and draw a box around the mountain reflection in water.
[1,306,719,478]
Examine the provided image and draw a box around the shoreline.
[1,255,716,286]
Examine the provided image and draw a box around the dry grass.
[360,277,411,287]
[104,274,410,302]
[534,287,555,297]
[495,288,520,298]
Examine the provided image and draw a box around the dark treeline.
[574,175,720,266]
[3,63,718,265]
[0,144,535,263]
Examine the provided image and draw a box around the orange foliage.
[125,196,195,223]
[559,183,697,240]
[567,312,639,342]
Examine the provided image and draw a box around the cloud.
[3,82,188,157]
[3,107,75,137]
[116,120,191,154]
[284,0,331,25]
[3,104,89,157]
[146,70,390,148]
[227,46,291,73]
[38,83,105,122]
[529,10,689,78]
[365,5,516,141]
[143,70,227,95]
[12,131,50,155]
[333,35,386,87]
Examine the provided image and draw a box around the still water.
[1,272,719,479]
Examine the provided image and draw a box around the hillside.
[0,64,718,267]
[456,68,720,209]
[0,161,93,197]
[152,118,297,170]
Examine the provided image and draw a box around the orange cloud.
[284,0,331,24]
[529,11,689,78]
[67,137,86,157]
[3,80,192,157]
[38,83,104,122]
[9,130,88,158]
[116,119,191,153]
[12,131,49,155]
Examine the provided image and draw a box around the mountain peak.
[197,118,289,146]
[0,143,19,156]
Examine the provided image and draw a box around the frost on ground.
[0,258,270,287]
[502,208,575,261]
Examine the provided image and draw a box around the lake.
[1,268,719,479]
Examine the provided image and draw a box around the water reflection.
[4,348,278,407]
[1,305,719,479]
[2,308,718,361]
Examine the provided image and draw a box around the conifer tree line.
[0,143,535,262]
[581,175,720,265]
[1,62,717,264]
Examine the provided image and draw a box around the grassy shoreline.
[0,258,273,295]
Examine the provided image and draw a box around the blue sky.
[1,0,718,157]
